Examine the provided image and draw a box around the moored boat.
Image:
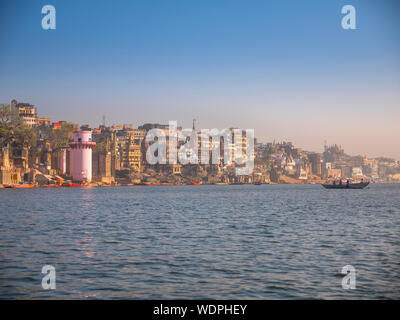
[6,184,35,189]
[143,182,158,186]
[67,183,89,187]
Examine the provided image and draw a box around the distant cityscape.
[1,99,400,187]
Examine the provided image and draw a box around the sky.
[0,0,399,159]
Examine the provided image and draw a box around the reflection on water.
[0,184,399,299]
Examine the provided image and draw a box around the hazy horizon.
[1,0,399,160]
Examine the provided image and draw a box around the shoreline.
[1,181,399,189]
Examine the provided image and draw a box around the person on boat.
[346,179,350,188]
[339,180,343,186]
[333,181,336,185]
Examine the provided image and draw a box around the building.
[326,168,342,179]
[352,167,363,178]
[117,129,146,171]
[0,146,12,185]
[308,153,322,176]
[37,118,51,127]
[69,131,96,182]
[339,166,352,179]
[138,123,182,168]
[92,151,113,182]
[52,122,62,130]
[297,168,308,180]
[12,100,38,127]
[11,143,29,170]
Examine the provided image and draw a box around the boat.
[6,184,35,189]
[254,181,263,185]
[143,182,158,186]
[41,184,61,188]
[189,182,201,185]
[321,182,369,189]
[67,183,89,187]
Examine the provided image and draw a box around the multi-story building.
[138,123,183,172]
[117,128,146,171]
[12,100,38,127]
[308,153,322,176]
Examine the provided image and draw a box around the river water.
[0,184,399,299]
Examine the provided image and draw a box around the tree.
[0,104,22,147]
[0,104,20,125]
[14,126,37,147]
[50,123,78,151]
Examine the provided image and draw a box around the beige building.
[12,101,38,127]
[117,129,146,171]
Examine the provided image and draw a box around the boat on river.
[4,184,35,189]
[322,182,369,189]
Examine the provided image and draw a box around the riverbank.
[1,181,398,189]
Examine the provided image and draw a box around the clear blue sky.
[0,0,399,159]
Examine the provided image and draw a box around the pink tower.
[69,131,96,182]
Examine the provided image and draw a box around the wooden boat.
[254,181,263,185]
[160,183,169,186]
[67,183,89,187]
[8,184,35,189]
[143,182,158,186]
[189,182,201,185]
[322,182,369,189]
[41,184,61,188]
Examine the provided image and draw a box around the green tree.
[0,104,22,147]
[50,123,78,151]
[14,126,37,147]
